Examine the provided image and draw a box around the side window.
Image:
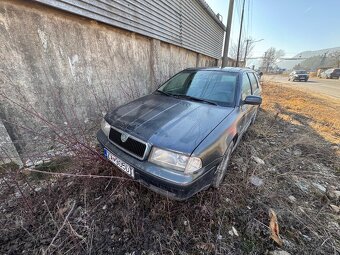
[241,73,252,100]
[248,73,259,93]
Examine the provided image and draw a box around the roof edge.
[196,0,226,30]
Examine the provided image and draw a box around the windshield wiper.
[156,90,175,97]
[173,94,218,106]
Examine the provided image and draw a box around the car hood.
[106,94,234,154]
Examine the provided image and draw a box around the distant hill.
[293,47,340,58]
[277,47,340,70]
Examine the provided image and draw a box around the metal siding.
[181,0,224,58]
[33,0,224,58]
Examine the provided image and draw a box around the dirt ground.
[1,82,339,254]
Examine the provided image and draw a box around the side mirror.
[244,95,262,105]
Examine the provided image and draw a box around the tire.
[212,141,234,188]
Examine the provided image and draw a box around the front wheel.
[212,141,234,188]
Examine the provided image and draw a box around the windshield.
[157,71,238,107]
[296,70,307,74]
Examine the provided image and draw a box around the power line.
[249,0,253,37]
[246,0,250,40]
[236,0,246,66]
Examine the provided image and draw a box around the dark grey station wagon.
[97,67,262,200]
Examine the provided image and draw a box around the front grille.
[109,128,147,159]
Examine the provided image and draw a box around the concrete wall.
[0,0,218,162]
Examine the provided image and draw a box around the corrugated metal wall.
[33,0,225,59]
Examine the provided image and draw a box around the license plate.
[104,148,134,178]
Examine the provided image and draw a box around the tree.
[261,47,285,72]
[229,38,255,64]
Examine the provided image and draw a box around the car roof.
[184,67,255,73]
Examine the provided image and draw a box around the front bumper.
[295,75,308,80]
[97,130,218,200]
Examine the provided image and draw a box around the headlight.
[101,119,111,136]
[149,147,202,174]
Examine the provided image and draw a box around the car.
[288,70,309,82]
[256,71,263,79]
[321,68,340,79]
[97,67,262,200]
[317,68,329,78]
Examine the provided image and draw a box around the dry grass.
[262,82,340,144]
[0,81,339,254]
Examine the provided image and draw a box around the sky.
[205,0,340,57]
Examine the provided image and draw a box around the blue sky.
[206,0,340,57]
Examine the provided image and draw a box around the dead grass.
[262,82,340,144]
[0,81,339,254]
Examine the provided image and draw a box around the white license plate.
[104,148,134,178]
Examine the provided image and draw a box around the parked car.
[97,67,262,200]
[288,70,309,82]
[321,68,340,79]
[256,71,263,79]
[317,68,331,78]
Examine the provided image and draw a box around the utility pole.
[243,39,251,64]
[221,0,234,67]
[320,52,327,68]
[236,0,246,67]
[244,39,264,66]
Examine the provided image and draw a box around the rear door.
[246,72,260,122]
[239,73,253,134]
[248,72,261,96]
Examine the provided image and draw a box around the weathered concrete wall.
[0,0,218,162]
[0,119,23,166]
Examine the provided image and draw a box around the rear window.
[333,69,340,74]
[247,73,259,93]
[241,74,252,100]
